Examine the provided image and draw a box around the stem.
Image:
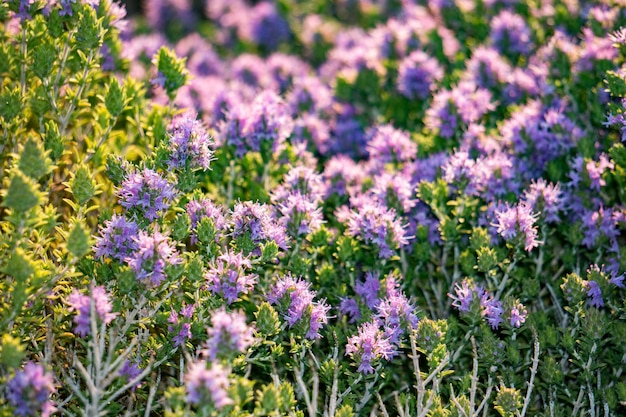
[520,328,540,417]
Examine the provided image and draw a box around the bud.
[47,9,64,38]
[278,382,295,413]
[256,383,279,414]
[104,77,125,117]
[76,7,102,52]
[416,318,447,353]
[153,47,188,98]
[260,241,279,262]
[334,405,355,417]
[43,121,64,161]
[18,136,52,180]
[197,217,217,244]
[476,247,498,273]
[105,154,128,186]
[255,302,281,337]
[0,86,21,121]
[68,165,97,205]
[185,253,204,282]
[66,219,91,259]
[171,213,190,241]
[560,273,587,305]
[32,43,56,80]
[470,227,491,251]
[493,386,522,417]
[3,170,45,212]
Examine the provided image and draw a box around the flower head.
[268,274,330,339]
[93,215,139,262]
[204,309,255,360]
[205,251,257,304]
[167,113,214,170]
[6,362,56,417]
[185,361,233,409]
[67,286,118,337]
[126,230,181,287]
[118,168,177,221]
[346,321,397,374]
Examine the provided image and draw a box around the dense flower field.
[2,0,626,415]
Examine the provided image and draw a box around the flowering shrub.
[2,0,626,416]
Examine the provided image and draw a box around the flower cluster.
[93,214,139,262]
[230,201,288,254]
[67,285,118,337]
[205,251,257,304]
[449,279,527,329]
[203,308,256,360]
[126,230,181,287]
[168,303,195,347]
[6,362,56,417]
[166,113,214,170]
[268,274,330,340]
[118,168,177,221]
[185,361,233,409]
[493,202,542,252]
[338,197,409,259]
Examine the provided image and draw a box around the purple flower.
[276,193,324,238]
[493,202,541,252]
[376,290,419,345]
[287,75,333,114]
[126,230,181,287]
[93,215,139,262]
[463,46,511,89]
[586,281,604,308]
[272,165,326,203]
[167,113,214,170]
[481,296,504,330]
[397,50,443,100]
[425,81,494,138]
[268,274,330,339]
[185,361,233,409]
[238,2,290,50]
[230,201,288,254]
[118,359,142,391]
[490,10,533,55]
[205,251,257,304]
[346,321,397,374]
[172,323,192,347]
[118,168,177,221]
[16,0,35,21]
[366,124,417,165]
[186,198,226,243]
[340,196,409,259]
[220,90,293,159]
[586,154,614,191]
[449,280,474,313]
[523,179,563,223]
[67,286,118,337]
[204,309,255,360]
[339,297,361,323]
[509,303,527,328]
[144,0,196,32]
[356,272,381,310]
[6,362,56,417]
